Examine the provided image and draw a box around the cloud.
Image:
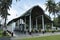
[7,0,55,23]
[7,2,48,22]
[7,8,18,22]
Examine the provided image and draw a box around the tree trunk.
[4,9,7,29]
[3,13,7,36]
[4,16,7,29]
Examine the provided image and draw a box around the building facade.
[7,5,53,34]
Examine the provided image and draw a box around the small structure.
[7,5,53,34]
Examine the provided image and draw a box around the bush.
[46,29,52,32]
[2,31,7,36]
[0,30,9,37]
[39,29,41,32]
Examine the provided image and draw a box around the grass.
[0,30,4,37]
[21,35,60,40]
[0,30,9,37]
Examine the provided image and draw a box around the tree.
[45,0,54,17]
[57,2,60,26]
[58,15,60,23]
[52,2,57,19]
[0,0,12,29]
[53,2,60,28]
[0,0,20,28]
[0,0,20,36]
[45,0,58,19]
[45,0,59,30]
[57,2,60,15]
[53,15,60,27]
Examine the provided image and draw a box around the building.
[7,5,53,34]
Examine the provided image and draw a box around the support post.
[36,18,38,33]
[52,23,53,30]
[52,23,54,33]
[42,15,45,33]
[45,24,46,32]
[21,19,22,32]
[29,14,32,34]
[24,17,26,33]
[36,18,38,30]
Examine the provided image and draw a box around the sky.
[7,0,60,23]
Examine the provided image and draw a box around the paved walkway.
[11,32,60,40]
[0,37,11,40]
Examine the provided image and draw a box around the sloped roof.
[20,5,52,24]
[7,5,52,25]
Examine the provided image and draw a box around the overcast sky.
[7,0,60,23]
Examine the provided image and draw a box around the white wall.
[7,22,15,32]
[7,19,25,32]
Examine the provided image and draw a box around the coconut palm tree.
[46,0,58,22]
[0,0,20,36]
[52,2,57,19]
[0,0,20,29]
[57,2,60,15]
[0,0,12,29]
[45,0,54,18]
[45,0,59,31]
[55,2,60,28]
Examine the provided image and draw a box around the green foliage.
[22,35,60,40]
[45,0,54,17]
[45,0,60,18]
[45,0,60,28]
[0,0,20,18]
[58,15,60,23]
[0,30,9,37]
[53,15,60,27]
[0,0,12,18]
[0,0,20,29]
[57,2,60,13]
[56,15,60,27]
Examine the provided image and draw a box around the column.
[52,23,53,30]
[42,15,45,31]
[36,18,38,30]
[29,14,32,34]
[24,17,26,32]
[21,19,22,31]
[19,19,20,30]
[45,24,46,32]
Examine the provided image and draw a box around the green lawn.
[0,30,4,37]
[0,30,9,37]
[21,35,60,40]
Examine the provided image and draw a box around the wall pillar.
[52,23,53,30]
[29,14,32,34]
[36,18,38,30]
[42,15,45,32]
[45,24,46,32]
[24,17,26,32]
